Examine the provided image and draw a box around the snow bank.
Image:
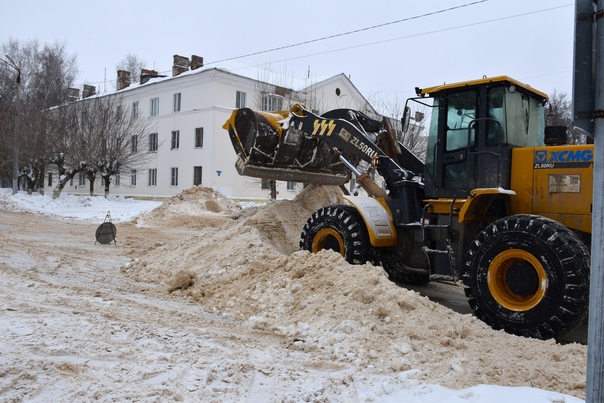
[0,185,587,402]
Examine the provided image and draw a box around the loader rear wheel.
[300,205,371,265]
[463,215,590,340]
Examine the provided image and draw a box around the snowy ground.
[0,188,585,402]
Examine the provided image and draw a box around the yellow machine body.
[509,145,594,234]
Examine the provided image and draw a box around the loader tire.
[463,214,590,340]
[300,205,371,265]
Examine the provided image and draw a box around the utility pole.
[12,68,20,195]
[575,0,604,401]
[587,12,604,403]
[1,55,21,195]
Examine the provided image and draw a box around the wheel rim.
[487,249,547,312]
[312,228,344,256]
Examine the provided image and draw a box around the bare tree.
[47,95,153,199]
[545,90,572,127]
[0,39,78,191]
[85,165,99,196]
[29,41,78,109]
[116,54,146,86]
[49,153,86,199]
[47,100,88,199]
[21,159,46,195]
[375,97,429,161]
[90,96,154,198]
[545,90,590,144]
[254,63,296,199]
[255,62,295,110]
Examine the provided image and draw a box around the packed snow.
[0,187,586,402]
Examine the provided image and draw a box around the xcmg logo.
[534,149,593,163]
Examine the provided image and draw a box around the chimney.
[191,55,204,70]
[117,70,131,90]
[67,87,80,101]
[140,68,165,85]
[172,54,190,77]
[82,84,96,98]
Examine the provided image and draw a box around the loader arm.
[223,104,422,197]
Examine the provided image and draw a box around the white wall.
[45,68,373,200]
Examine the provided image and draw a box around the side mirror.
[402,106,411,133]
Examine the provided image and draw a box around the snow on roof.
[105,59,350,96]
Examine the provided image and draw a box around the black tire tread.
[300,205,371,265]
[463,214,590,340]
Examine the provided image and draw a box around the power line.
[212,3,574,84]
[75,1,489,88]
[206,0,489,66]
[77,2,571,89]
[238,4,573,66]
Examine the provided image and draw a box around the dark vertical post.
[12,78,19,194]
[585,0,604,402]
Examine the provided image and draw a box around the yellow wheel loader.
[223,76,592,340]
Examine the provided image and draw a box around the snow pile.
[136,185,243,228]
[123,184,587,399]
[0,188,161,222]
[0,186,587,401]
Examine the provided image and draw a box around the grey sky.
[1,0,575,109]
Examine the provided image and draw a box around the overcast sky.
[2,0,575,109]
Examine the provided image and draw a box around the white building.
[47,56,377,200]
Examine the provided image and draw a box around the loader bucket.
[223,107,352,185]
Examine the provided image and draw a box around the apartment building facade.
[46,57,376,200]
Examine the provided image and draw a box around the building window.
[148,168,157,186]
[173,93,181,112]
[193,166,202,186]
[287,181,296,190]
[130,170,137,186]
[132,101,139,119]
[262,93,284,111]
[150,97,159,116]
[115,173,120,186]
[261,178,271,190]
[48,173,52,186]
[171,167,179,186]
[78,172,86,186]
[171,130,180,149]
[236,91,246,108]
[131,135,138,153]
[149,132,158,151]
[195,127,204,148]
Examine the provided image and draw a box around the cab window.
[445,91,477,151]
[486,87,505,146]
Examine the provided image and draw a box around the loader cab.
[408,76,548,199]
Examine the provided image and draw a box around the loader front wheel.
[300,205,371,265]
[463,215,590,340]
